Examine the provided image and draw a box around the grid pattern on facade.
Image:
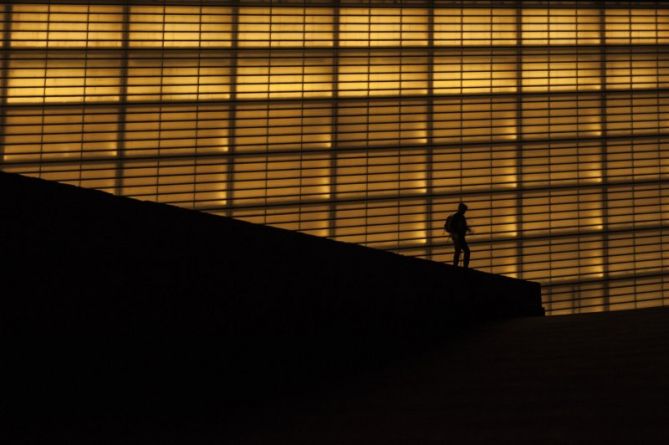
[1,2,669,314]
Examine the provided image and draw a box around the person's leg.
[452,236,461,266]
[462,239,470,268]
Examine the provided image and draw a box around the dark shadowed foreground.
[8,171,664,442]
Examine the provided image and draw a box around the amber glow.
[2,3,669,314]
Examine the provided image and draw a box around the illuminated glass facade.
[2,1,669,314]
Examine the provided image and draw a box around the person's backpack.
[444,213,456,234]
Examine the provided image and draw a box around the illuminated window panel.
[606,9,663,45]
[236,52,332,99]
[235,102,332,153]
[3,107,118,163]
[544,281,608,315]
[337,99,427,148]
[11,4,123,48]
[606,139,663,182]
[232,153,331,207]
[522,95,601,140]
[121,158,227,207]
[334,199,427,248]
[338,52,427,97]
[127,52,230,102]
[130,6,232,48]
[522,52,601,92]
[432,144,517,192]
[433,52,517,95]
[469,241,519,278]
[607,185,664,232]
[433,97,517,145]
[609,230,664,278]
[522,9,600,45]
[339,8,428,47]
[607,51,665,90]
[523,234,604,283]
[522,188,603,236]
[8,52,121,104]
[124,105,228,158]
[522,140,603,188]
[606,92,667,137]
[335,148,426,200]
[434,9,516,46]
[4,161,117,194]
[233,204,331,238]
[238,7,333,47]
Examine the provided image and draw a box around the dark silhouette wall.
[2,172,542,419]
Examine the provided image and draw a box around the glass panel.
[236,52,332,99]
[338,51,427,97]
[522,51,601,92]
[522,9,600,45]
[522,140,602,188]
[433,52,517,95]
[434,9,516,46]
[432,144,517,192]
[522,95,602,140]
[8,52,121,104]
[339,8,428,47]
[337,99,427,148]
[433,97,517,144]
[11,4,123,48]
[127,52,230,102]
[130,5,232,47]
[238,7,333,47]
[124,105,228,158]
[235,102,332,152]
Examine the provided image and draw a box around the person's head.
[458,202,468,213]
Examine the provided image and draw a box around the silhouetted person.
[445,203,471,268]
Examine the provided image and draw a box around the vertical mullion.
[599,5,611,311]
[514,3,524,280]
[328,3,340,239]
[114,5,130,196]
[226,4,239,218]
[0,3,12,163]
[426,3,435,260]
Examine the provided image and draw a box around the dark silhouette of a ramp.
[1,172,542,440]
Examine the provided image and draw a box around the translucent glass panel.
[335,149,426,200]
[522,141,603,187]
[606,139,666,183]
[606,50,669,90]
[432,144,517,192]
[522,9,600,45]
[523,234,604,282]
[522,95,602,139]
[236,52,332,99]
[121,158,227,206]
[339,8,428,47]
[335,199,426,248]
[11,4,123,48]
[4,107,118,162]
[338,52,427,97]
[606,9,669,45]
[3,162,117,194]
[522,52,601,92]
[127,52,230,102]
[433,97,517,144]
[235,102,332,152]
[8,52,121,104]
[606,92,669,137]
[434,52,517,95]
[232,205,331,237]
[522,188,603,237]
[337,100,427,148]
[129,6,232,47]
[232,153,330,206]
[434,9,516,46]
[238,7,333,47]
[123,105,228,158]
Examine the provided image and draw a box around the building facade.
[1,0,668,314]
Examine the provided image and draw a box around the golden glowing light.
[2,4,669,315]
